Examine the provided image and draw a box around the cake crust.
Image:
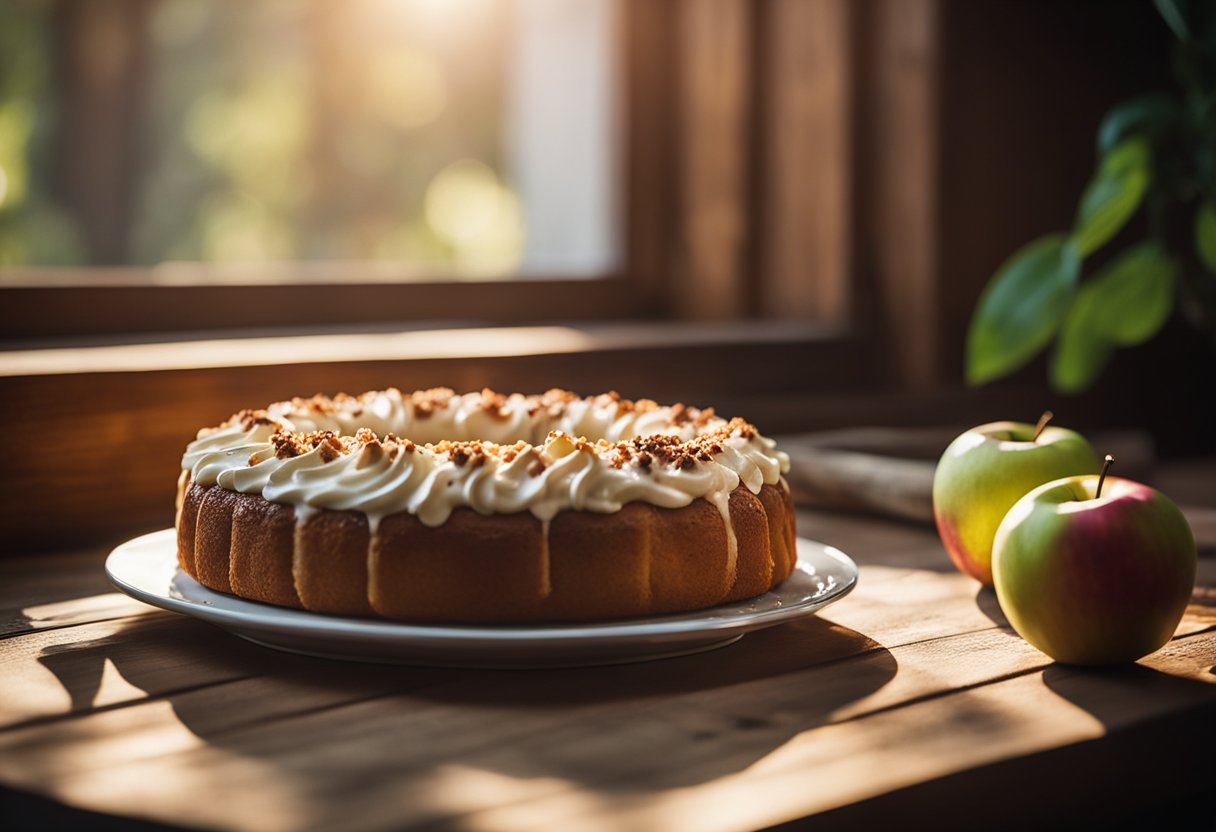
[177,479,797,622]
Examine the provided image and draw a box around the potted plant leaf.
[966,0,1216,393]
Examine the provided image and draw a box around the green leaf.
[1094,243,1176,345]
[1072,137,1151,258]
[1196,199,1216,273]
[1155,0,1190,40]
[1050,242,1176,393]
[1050,314,1114,395]
[1096,93,1180,157]
[967,234,1080,386]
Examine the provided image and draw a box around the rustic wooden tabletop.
[2,476,1214,831]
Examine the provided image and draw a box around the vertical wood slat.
[623,0,679,315]
[53,0,150,265]
[757,0,854,323]
[673,0,755,320]
[665,0,857,326]
[856,0,943,390]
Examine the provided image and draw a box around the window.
[0,0,618,278]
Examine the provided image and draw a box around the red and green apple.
[992,465,1196,665]
[933,415,1098,585]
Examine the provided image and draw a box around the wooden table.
[3,492,1214,830]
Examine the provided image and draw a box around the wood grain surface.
[2,485,1214,831]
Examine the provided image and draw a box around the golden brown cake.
[177,389,797,623]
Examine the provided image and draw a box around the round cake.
[177,388,797,622]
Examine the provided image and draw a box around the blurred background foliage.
[0,2,83,265]
[0,0,531,275]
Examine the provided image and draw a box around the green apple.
[932,416,1097,585]
[992,470,1196,665]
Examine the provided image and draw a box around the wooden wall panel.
[623,0,678,315]
[758,0,854,323]
[673,0,755,319]
[665,0,857,326]
[855,0,942,390]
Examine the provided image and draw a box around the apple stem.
[1032,411,1053,442]
[1096,454,1114,499]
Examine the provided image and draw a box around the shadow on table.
[34,612,897,799]
[1041,661,1216,729]
[1029,663,1216,828]
[774,649,1216,832]
[973,586,1010,628]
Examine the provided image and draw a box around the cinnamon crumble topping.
[230,389,760,472]
[478,387,511,420]
[411,387,455,418]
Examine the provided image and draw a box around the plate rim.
[105,528,858,646]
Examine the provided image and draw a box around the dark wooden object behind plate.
[780,427,1156,524]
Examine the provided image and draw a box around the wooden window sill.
[0,275,653,340]
[0,320,850,376]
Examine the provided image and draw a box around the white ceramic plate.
[105,529,858,668]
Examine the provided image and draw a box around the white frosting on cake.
[182,389,790,536]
